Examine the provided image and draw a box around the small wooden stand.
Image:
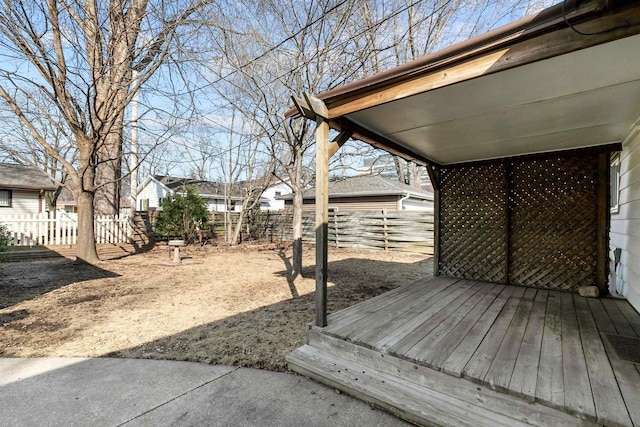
[168,239,185,263]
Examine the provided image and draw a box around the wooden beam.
[326,5,640,118]
[315,110,330,327]
[328,130,352,158]
[332,117,437,166]
[426,164,440,277]
[425,164,439,192]
[596,152,610,294]
[291,96,315,120]
[304,92,328,120]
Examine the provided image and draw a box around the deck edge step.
[298,330,598,427]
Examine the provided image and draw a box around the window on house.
[611,152,621,214]
[0,189,11,207]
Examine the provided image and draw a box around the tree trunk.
[94,131,122,216]
[230,209,245,246]
[291,189,303,279]
[75,190,99,263]
[394,156,406,184]
[45,186,63,212]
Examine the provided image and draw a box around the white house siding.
[610,120,640,313]
[206,199,228,212]
[0,190,41,216]
[261,182,291,211]
[137,180,171,210]
[401,198,434,212]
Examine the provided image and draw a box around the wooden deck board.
[330,278,456,340]
[405,283,499,365]
[536,290,564,408]
[440,285,516,377]
[326,278,457,336]
[574,295,631,426]
[560,292,596,419]
[509,289,548,399]
[602,298,638,337]
[615,298,640,337]
[403,282,488,361]
[463,286,526,382]
[484,287,537,392]
[420,284,506,369]
[326,276,441,327]
[352,280,472,347]
[388,281,482,356]
[589,299,640,427]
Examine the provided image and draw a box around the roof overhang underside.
[304,1,640,166]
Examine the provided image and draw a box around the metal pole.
[130,70,139,216]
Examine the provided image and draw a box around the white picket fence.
[0,212,132,247]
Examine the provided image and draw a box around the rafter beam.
[332,117,437,167]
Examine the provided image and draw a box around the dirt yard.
[0,245,432,371]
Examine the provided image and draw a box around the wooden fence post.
[382,208,389,251]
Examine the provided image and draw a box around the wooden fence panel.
[288,210,433,254]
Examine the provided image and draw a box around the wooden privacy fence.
[249,210,434,254]
[0,212,132,247]
[148,209,433,254]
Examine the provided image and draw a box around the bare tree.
[0,96,76,210]
[0,0,214,262]
[199,0,377,279]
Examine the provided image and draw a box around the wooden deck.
[288,277,640,426]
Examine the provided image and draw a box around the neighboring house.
[0,163,56,216]
[356,153,432,191]
[136,175,244,212]
[260,179,292,211]
[56,186,131,215]
[282,175,433,212]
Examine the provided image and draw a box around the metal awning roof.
[287,0,640,165]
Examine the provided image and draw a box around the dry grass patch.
[0,245,432,371]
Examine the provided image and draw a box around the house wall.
[401,198,434,212]
[205,198,240,212]
[0,189,42,216]
[610,120,640,313]
[261,182,291,211]
[137,180,171,210]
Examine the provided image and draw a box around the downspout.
[399,192,411,210]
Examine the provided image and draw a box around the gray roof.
[0,163,56,191]
[153,175,244,200]
[283,175,433,200]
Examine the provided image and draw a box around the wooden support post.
[596,152,610,294]
[304,93,330,328]
[426,164,440,276]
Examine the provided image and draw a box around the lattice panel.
[509,155,599,291]
[439,163,507,283]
